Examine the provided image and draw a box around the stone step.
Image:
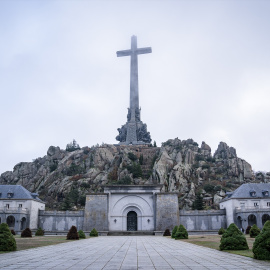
[108,231,155,236]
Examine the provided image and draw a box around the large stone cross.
[117,36,152,115]
[116,36,152,145]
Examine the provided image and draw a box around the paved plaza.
[1,236,270,270]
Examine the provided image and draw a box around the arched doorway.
[20,217,26,230]
[7,215,15,228]
[127,211,137,231]
[262,214,270,225]
[248,214,257,226]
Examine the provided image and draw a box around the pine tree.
[193,193,204,210]
[0,223,17,251]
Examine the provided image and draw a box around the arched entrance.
[127,211,137,231]
[248,214,257,226]
[20,217,26,230]
[262,214,270,225]
[7,215,15,228]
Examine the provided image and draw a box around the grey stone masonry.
[38,210,84,232]
[180,209,227,231]
[155,193,179,231]
[83,194,108,232]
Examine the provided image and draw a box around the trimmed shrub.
[262,220,270,232]
[21,228,32,238]
[163,229,171,236]
[171,226,178,239]
[0,223,17,251]
[253,220,270,260]
[78,230,86,239]
[90,228,98,237]
[35,227,44,236]
[245,225,251,234]
[67,225,79,240]
[219,223,248,250]
[250,224,260,238]
[10,229,16,235]
[218,227,225,235]
[175,224,188,240]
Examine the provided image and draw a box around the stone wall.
[83,194,108,232]
[38,210,84,232]
[179,209,226,231]
[155,193,179,231]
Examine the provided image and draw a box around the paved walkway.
[1,236,270,270]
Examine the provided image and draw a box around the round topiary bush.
[21,228,32,238]
[171,226,178,239]
[78,230,86,239]
[245,225,251,234]
[218,227,226,235]
[10,229,16,236]
[253,221,270,260]
[89,228,98,237]
[163,229,171,236]
[0,223,17,251]
[219,223,249,250]
[67,226,79,240]
[175,224,188,240]
[35,227,44,236]
[250,224,260,238]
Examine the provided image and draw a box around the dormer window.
[7,191,14,198]
[250,190,256,197]
[262,190,269,197]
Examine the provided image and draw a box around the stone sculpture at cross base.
[116,35,152,145]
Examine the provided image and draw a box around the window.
[267,202,270,207]
[254,202,258,207]
[19,204,22,208]
[6,204,9,209]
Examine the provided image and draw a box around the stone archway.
[262,214,270,226]
[20,217,27,230]
[7,215,15,228]
[248,214,257,226]
[127,211,137,231]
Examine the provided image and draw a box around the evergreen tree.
[250,224,260,238]
[153,141,157,147]
[193,193,204,210]
[0,223,17,251]
[175,224,188,240]
[171,225,178,238]
[253,221,270,260]
[219,223,248,250]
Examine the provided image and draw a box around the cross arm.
[136,47,152,55]
[117,50,132,57]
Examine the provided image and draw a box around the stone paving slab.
[0,236,270,269]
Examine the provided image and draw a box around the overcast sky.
[0,0,269,174]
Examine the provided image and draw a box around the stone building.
[84,185,179,234]
[219,183,270,229]
[0,185,45,231]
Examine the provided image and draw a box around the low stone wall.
[179,209,226,231]
[38,210,84,232]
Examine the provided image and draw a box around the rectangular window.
[6,204,9,209]
[19,204,22,208]
[267,202,270,207]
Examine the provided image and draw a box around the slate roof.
[0,185,44,202]
[223,183,270,201]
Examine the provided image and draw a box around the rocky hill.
[1,138,269,210]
